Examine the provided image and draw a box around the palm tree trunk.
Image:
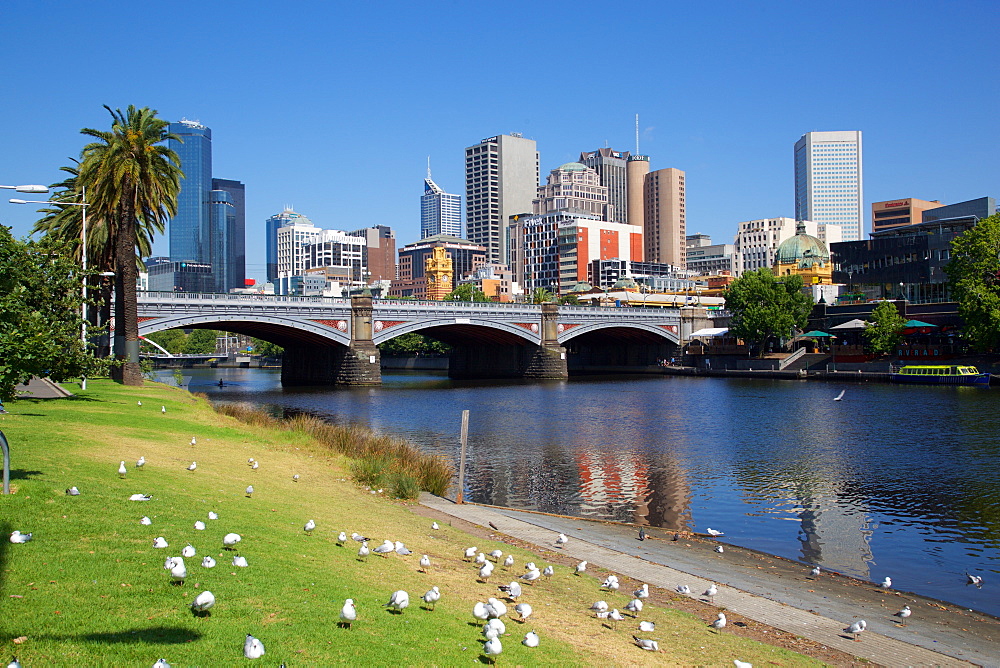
[111,200,143,385]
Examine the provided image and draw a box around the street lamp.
[10,190,92,388]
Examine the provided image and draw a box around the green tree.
[559,294,581,305]
[946,213,1000,351]
[0,227,99,401]
[378,333,450,356]
[143,329,187,354]
[78,105,182,385]
[184,329,220,355]
[723,269,813,357]
[249,337,284,357]
[445,283,489,302]
[530,287,555,304]
[863,300,906,355]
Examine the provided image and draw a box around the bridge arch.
[558,321,680,345]
[373,318,539,347]
[139,314,352,348]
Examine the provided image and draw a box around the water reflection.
[166,368,1000,616]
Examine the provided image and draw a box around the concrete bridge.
[136,292,706,385]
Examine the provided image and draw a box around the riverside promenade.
[420,494,999,667]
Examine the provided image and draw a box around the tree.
[946,213,1000,351]
[723,269,813,357]
[530,287,554,304]
[445,283,489,302]
[559,294,581,305]
[143,329,187,354]
[0,227,99,401]
[378,333,450,356]
[184,329,220,355]
[249,337,284,358]
[864,300,906,355]
[78,105,182,385]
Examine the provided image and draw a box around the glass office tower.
[168,120,213,263]
[421,177,462,239]
[794,131,864,241]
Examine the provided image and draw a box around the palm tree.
[78,105,181,385]
[530,287,555,304]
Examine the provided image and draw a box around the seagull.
[422,586,440,609]
[304,519,316,535]
[168,557,187,584]
[475,552,487,565]
[845,619,867,641]
[191,590,215,615]
[152,537,168,549]
[357,541,370,560]
[483,623,499,641]
[706,528,724,537]
[638,527,647,541]
[601,575,619,589]
[676,584,691,594]
[522,630,539,647]
[129,494,152,501]
[292,474,300,482]
[810,565,821,577]
[419,555,431,572]
[624,598,644,615]
[601,578,619,593]
[243,634,265,659]
[208,511,218,520]
[351,532,369,542]
[152,659,168,668]
[483,637,502,664]
[525,562,536,571]
[161,405,166,414]
[473,601,490,621]
[232,555,248,567]
[431,521,439,530]
[880,576,892,589]
[834,389,846,401]
[498,581,521,600]
[201,556,216,568]
[515,602,532,621]
[182,544,196,558]
[704,583,718,603]
[464,546,478,560]
[590,600,609,616]
[489,549,503,562]
[639,620,655,632]
[251,461,259,470]
[715,545,725,553]
[521,567,541,584]
[187,462,197,471]
[555,533,568,547]
[575,561,588,575]
[66,486,80,496]
[137,401,142,407]
[373,539,394,556]
[634,584,649,599]
[734,661,753,668]
[608,608,625,628]
[337,532,348,545]
[340,599,357,628]
[485,617,506,635]
[503,555,515,569]
[479,562,495,581]
[118,461,127,478]
[394,541,412,556]
[711,612,727,632]
[140,516,152,525]
[190,437,197,446]
[542,565,554,579]
[247,458,255,465]
[633,636,660,651]
[894,605,912,626]
[245,485,253,498]
[136,456,145,468]
[194,521,205,531]
[385,590,409,613]
[967,573,984,587]
[223,533,242,549]
[9,531,32,544]
[486,597,507,618]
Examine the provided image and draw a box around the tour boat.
[890,364,991,386]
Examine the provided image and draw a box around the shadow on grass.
[8,469,44,481]
[75,627,203,645]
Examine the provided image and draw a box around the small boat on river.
[890,364,991,386]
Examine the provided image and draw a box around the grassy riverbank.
[1,380,828,665]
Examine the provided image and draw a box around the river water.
[163,367,1000,617]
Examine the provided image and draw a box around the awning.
[903,319,937,328]
[690,327,729,337]
[831,319,869,330]
[800,330,835,337]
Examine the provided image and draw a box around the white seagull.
[542,565,554,579]
[232,555,248,567]
[734,661,753,668]
[520,567,541,584]
[136,456,145,468]
[190,437,196,446]
[498,581,521,600]
[337,531,348,545]
[208,511,219,520]
[634,583,649,599]
[464,546,478,560]
[880,576,892,589]
[633,636,660,651]
[161,405,166,414]
[152,659,169,668]
[676,584,691,594]
[711,612,727,632]
[182,544,196,558]
[834,389,846,401]
[967,572,984,587]
[522,630,539,647]
[894,605,912,626]
[590,600,609,616]
[608,608,625,628]
[486,597,507,619]
[844,619,867,641]
[704,583,718,603]
[129,494,151,501]
[9,531,32,544]
[483,637,502,663]
[201,556,216,568]
[639,620,655,632]
[137,401,142,407]
[475,552,487,565]
[340,599,357,628]
[118,461,127,478]
[186,462,197,471]
[251,461,259,470]
[223,533,242,549]
[575,560,587,575]
[394,541,412,556]
[489,549,503,562]
[431,521,439,530]
[191,590,215,615]
[243,634,265,659]
[715,545,725,553]
[304,519,316,535]
[555,532,568,547]
[810,565,821,577]
[473,601,490,621]
[479,562,495,581]
[292,474,300,482]
[194,521,205,531]
[373,539,394,556]
[357,541,370,560]
[624,598,644,615]
[422,586,440,609]
[168,557,187,584]
[140,516,152,526]
[385,590,409,613]
[351,532,368,542]
[152,537,168,549]
[485,617,506,635]
[419,555,431,572]
[245,485,254,497]
[706,528,724,537]
[503,555,515,569]
[515,602,532,621]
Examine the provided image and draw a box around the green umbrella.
[801,330,834,337]
[903,319,937,328]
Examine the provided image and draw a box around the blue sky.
[1,1,997,282]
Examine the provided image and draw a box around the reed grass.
[215,403,454,498]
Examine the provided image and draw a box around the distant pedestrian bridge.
[136,292,693,385]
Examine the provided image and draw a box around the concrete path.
[421,494,999,667]
[15,377,73,399]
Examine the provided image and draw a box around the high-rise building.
[626,155,650,229]
[871,198,943,234]
[794,131,864,241]
[643,168,686,267]
[265,208,313,283]
[275,216,322,294]
[166,120,245,292]
[388,234,487,299]
[579,148,629,223]
[421,173,462,239]
[465,133,539,266]
[348,225,396,283]
[685,234,734,276]
[533,163,607,218]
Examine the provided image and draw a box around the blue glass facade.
[168,121,212,263]
[421,178,462,239]
[212,178,246,291]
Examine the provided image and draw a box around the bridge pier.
[281,296,381,386]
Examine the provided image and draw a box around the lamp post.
[10,190,92,388]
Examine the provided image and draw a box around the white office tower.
[794,131,864,241]
[465,134,540,265]
[420,173,462,239]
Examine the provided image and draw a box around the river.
[160,367,1000,617]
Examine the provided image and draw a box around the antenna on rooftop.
[635,114,640,154]
[427,156,431,179]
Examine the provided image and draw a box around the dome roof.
[612,277,638,290]
[775,226,830,268]
[557,162,588,171]
[569,281,594,293]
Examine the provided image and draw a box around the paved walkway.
[421,494,999,667]
[15,377,73,399]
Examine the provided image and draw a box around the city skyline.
[1,2,997,283]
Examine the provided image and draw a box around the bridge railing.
[139,291,351,306]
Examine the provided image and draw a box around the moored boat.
[890,364,990,386]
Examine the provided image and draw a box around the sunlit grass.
[0,380,827,666]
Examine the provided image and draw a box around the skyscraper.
[794,131,864,241]
[166,120,246,292]
[579,148,629,223]
[643,168,686,267]
[421,172,462,239]
[465,133,539,265]
[265,208,313,283]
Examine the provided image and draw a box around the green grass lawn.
[0,379,829,666]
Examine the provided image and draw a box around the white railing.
[778,346,808,370]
